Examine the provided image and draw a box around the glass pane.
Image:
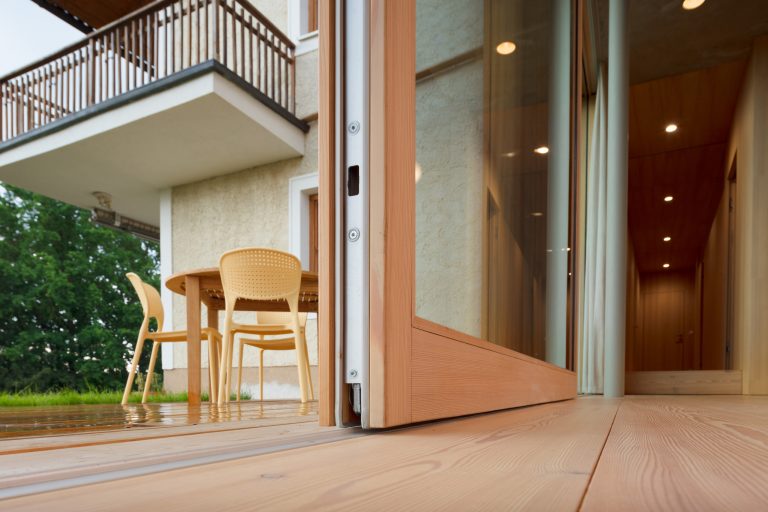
[415,0,573,367]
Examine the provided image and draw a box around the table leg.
[207,306,219,402]
[185,275,201,406]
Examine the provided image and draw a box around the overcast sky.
[0,0,82,77]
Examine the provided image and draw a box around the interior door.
[354,0,581,428]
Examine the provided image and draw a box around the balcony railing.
[0,0,296,144]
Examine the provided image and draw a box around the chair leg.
[208,335,218,402]
[237,340,245,402]
[292,318,309,403]
[302,332,315,401]
[217,309,233,405]
[142,342,160,404]
[225,335,235,403]
[259,349,264,401]
[122,321,148,405]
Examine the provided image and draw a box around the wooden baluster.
[87,40,94,106]
[171,3,176,74]
[138,16,144,87]
[24,75,30,132]
[196,0,201,65]
[45,67,49,122]
[212,0,219,61]
[223,0,228,68]
[203,0,209,60]
[130,19,136,89]
[228,0,233,69]
[154,12,159,80]
[57,60,63,117]
[233,6,246,78]
[164,7,170,77]
[186,0,192,68]
[248,14,253,85]
[270,34,275,102]
[290,47,295,113]
[240,6,245,77]
[256,22,260,90]
[17,80,23,134]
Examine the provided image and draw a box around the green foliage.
[0,184,160,392]
[0,390,251,406]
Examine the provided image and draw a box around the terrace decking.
[0,396,767,510]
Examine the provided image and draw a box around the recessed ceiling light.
[663,236,671,242]
[665,123,678,133]
[496,41,517,55]
[534,146,549,155]
[502,151,516,158]
[663,263,670,269]
[531,212,544,217]
[664,195,674,202]
[682,0,705,10]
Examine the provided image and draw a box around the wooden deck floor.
[1,396,767,510]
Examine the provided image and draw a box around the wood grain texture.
[317,0,335,426]
[628,59,748,274]
[0,419,340,491]
[582,396,768,511]
[411,327,576,423]
[626,370,743,395]
[184,274,201,405]
[368,0,415,428]
[0,400,317,447]
[1,398,618,511]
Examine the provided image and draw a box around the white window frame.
[287,0,319,56]
[288,172,319,271]
[159,188,174,370]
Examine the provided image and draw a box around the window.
[301,0,318,36]
[309,193,319,272]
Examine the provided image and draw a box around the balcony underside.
[0,61,307,226]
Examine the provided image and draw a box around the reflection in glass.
[415,0,572,367]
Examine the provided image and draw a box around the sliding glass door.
[321,0,583,428]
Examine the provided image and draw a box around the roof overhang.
[0,61,307,226]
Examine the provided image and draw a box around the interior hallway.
[1,395,766,510]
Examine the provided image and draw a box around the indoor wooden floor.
[1,396,767,510]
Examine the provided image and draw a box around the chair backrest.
[219,248,302,305]
[126,272,164,328]
[257,311,308,327]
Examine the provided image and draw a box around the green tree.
[0,184,160,392]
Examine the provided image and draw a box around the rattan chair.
[123,273,222,405]
[235,311,314,402]
[217,248,311,404]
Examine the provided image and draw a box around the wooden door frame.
[366,0,577,429]
[317,0,336,426]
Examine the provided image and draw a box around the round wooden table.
[165,267,318,404]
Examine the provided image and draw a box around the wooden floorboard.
[1,397,619,511]
[581,396,768,511]
[0,421,348,492]
[0,401,317,455]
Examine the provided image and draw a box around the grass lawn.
[0,390,250,407]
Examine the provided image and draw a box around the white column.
[545,0,572,368]
[159,188,175,370]
[604,0,628,397]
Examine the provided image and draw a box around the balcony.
[0,0,308,226]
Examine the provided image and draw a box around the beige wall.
[726,36,768,394]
